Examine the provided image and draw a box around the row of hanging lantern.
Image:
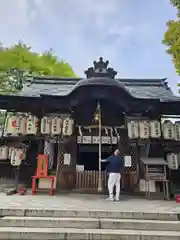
[128,120,161,139]
[5,114,39,136]
[40,116,74,136]
[5,114,74,137]
[0,146,26,166]
[127,119,180,140]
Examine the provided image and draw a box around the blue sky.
[0,0,179,94]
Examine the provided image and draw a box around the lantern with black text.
[62,118,74,136]
[6,114,17,135]
[139,120,150,139]
[162,120,174,140]
[26,115,39,135]
[51,116,62,135]
[16,149,25,161]
[0,146,8,160]
[127,120,139,139]
[8,147,13,159]
[16,115,27,135]
[150,120,161,138]
[15,115,21,135]
[174,121,180,141]
[41,116,51,135]
[167,153,178,170]
[10,148,22,166]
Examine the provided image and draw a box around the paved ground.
[0,192,180,213]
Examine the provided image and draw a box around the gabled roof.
[17,76,180,102]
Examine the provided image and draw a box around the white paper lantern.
[174,121,180,141]
[150,120,161,138]
[26,115,39,135]
[167,153,178,170]
[114,127,120,139]
[51,116,62,135]
[15,115,21,134]
[127,120,139,139]
[10,148,21,166]
[16,148,25,161]
[16,115,27,135]
[41,116,51,135]
[162,120,174,140]
[6,114,17,135]
[0,146,8,160]
[8,147,13,159]
[62,118,74,136]
[139,120,150,139]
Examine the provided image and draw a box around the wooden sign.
[36,154,48,177]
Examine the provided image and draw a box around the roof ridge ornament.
[84,57,117,79]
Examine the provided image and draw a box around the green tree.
[170,0,180,15]
[0,42,76,94]
[163,0,180,76]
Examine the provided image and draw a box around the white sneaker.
[106,197,114,201]
[115,198,119,201]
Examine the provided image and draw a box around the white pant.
[108,173,121,199]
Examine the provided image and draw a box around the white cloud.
[0,0,178,94]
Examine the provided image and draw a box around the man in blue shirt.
[106,149,124,201]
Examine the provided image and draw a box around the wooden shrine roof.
[16,76,180,102]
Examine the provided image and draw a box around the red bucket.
[19,187,26,195]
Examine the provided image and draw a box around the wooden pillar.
[38,139,44,154]
[56,136,77,190]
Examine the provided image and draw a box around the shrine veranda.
[0,57,180,197]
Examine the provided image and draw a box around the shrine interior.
[76,145,113,171]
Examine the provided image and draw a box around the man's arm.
[101,156,112,163]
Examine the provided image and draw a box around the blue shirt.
[106,155,124,173]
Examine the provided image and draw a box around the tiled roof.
[17,76,180,102]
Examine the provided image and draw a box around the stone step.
[0,227,179,239]
[0,216,180,231]
[0,208,178,220]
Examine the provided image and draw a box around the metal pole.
[97,102,103,192]
[55,135,61,189]
[15,166,20,192]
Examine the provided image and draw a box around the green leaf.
[163,1,180,81]
[0,42,76,94]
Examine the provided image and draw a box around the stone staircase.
[0,208,179,239]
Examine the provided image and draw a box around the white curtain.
[44,140,54,169]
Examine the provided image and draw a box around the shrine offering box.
[36,154,48,177]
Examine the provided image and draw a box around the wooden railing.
[76,171,108,189]
[56,170,137,192]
